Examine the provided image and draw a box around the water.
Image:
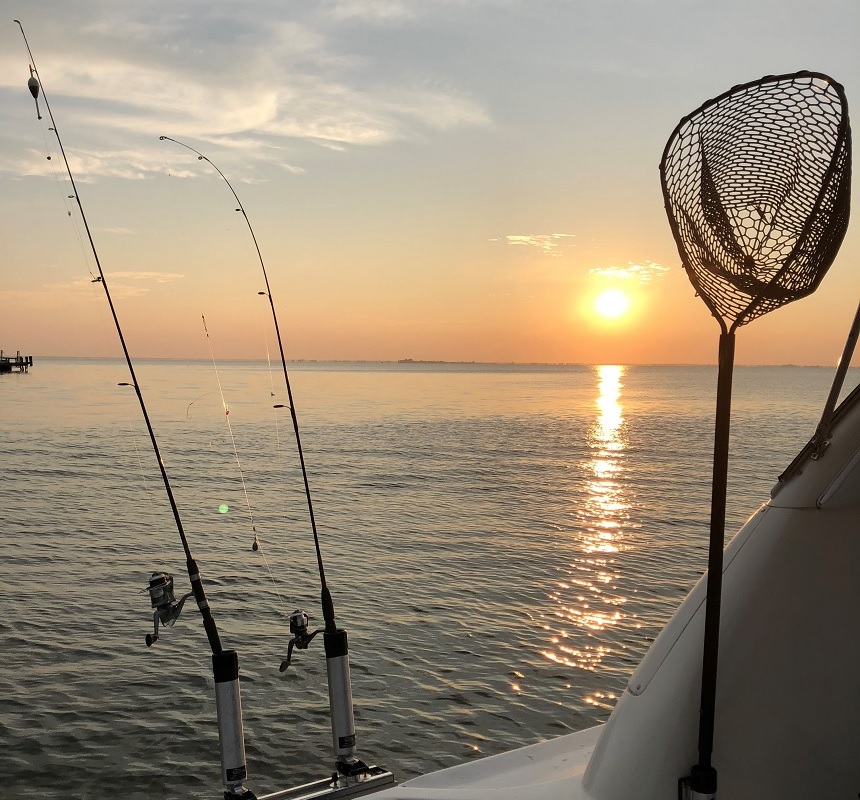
[0,359,850,799]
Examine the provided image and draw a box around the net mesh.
[660,71,851,330]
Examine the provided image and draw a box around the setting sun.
[595,289,631,320]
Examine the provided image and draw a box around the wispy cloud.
[107,271,184,283]
[2,5,492,181]
[10,143,196,182]
[278,162,307,175]
[589,260,670,284]
[42,271,183,298]
[494,233,576,257]
[323,0,417,23]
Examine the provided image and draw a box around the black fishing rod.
[159,136,375,784]
[158,136,338,634]
[16,23,255,799]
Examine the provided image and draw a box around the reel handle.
[279,608,323,671]
[279,628,323,672]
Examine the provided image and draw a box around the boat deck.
[377,725,602,799]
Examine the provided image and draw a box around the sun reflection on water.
[543,365,632,679]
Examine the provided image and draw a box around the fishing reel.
[145,572,193,647]
[279,609,324,672]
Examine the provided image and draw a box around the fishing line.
[80,258,168,562]
[43,100,169,563]
[160,135,338,634]
[27,48,166,561]
[254,300,300,586]
[186,392,218,420]
[30,64,117,342]
[258,302,285,451]
[39,119,73,214]
[201,314,289,616]
[28,59,167,563]
[255,302,300,574]
[35,110,96,279]
[125,416,170,565]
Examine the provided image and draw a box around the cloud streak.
[107,271,185,283]
[590,261,670,284]
[498,233,576,257]
[41,271,184,299]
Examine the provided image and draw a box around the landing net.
[660,71,851,331]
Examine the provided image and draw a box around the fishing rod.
[15,23,254,799]
[158,135,335,629]
[160,136,376,784]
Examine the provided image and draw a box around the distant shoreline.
[22,355,849,369]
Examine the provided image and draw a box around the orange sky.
[2,2,858,366]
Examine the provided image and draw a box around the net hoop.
[660,71,851,333]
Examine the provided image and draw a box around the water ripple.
[1,360,842,798]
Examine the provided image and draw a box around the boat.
[15,29,856,799]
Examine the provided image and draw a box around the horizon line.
[18,355,850,369]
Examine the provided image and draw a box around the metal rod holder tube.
[324,630,357,768]
[213,650,252,797]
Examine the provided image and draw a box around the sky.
[1,0,858,365]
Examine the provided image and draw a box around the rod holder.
[324,629,365,778]
[213,650,256,799]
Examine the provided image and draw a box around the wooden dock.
[0,351,33,374]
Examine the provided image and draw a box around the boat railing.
[774,299,860,493]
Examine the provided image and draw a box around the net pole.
[671,72,851,799]
[689,330,735,795]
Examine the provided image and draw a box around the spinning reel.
[279,609,324,672]
[145,572,193,647]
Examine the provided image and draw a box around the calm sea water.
[1,359,853,799]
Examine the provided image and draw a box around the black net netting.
[660,71,851,330]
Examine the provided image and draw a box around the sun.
[594,289,631,320]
